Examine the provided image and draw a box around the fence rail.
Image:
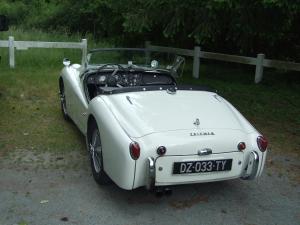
[1,36,299,84]
[200,51,257,65]
[0,36,87,68]
[0,40,8,47]
[263,59,300,71]
[145,41,300,83]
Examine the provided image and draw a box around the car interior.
[84,65,176,100]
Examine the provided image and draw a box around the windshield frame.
[87,48,149,67]
[87,48,183,70]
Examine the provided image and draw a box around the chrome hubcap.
[60,92,67,114]
[90,130,102,173]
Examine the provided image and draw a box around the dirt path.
[0,149,299,225]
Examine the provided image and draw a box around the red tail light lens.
[237,142,246,151]
[129,142,140,160]
[157,146,167,156]
[257,136,268,152]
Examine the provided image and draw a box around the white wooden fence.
[145,41,300,83]
[0,36,299,83]
[0,36,87,68]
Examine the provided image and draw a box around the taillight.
[129,142,140,160]
[237,142,246,151]
[157,146,167,156]
[257,136,268,152]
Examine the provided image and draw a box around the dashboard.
[86,71,175,87]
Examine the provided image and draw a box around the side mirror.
[150,60,159,69]
[63,58,71,67]
[0,15,9,31]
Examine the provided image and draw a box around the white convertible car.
[59,48,268,191]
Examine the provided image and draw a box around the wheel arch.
[86,98,136,190]
[59,76,64,93]
[87,114,97,140]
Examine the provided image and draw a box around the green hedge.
[1,0,299,60]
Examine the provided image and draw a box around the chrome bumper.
[241,151,260,180]
[145,151,260,190]
[146,157,155,190]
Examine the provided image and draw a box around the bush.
[1,0,299,60]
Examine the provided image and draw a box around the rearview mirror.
[0,15,9,31]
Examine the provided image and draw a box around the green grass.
[179,62,300,156]
[0,28,299,157]
[0,28,98,155]
[0,66,86,154]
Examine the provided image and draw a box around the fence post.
[193,46,201,79]
[255,53,265,83]
[9,36,15,68]
[145,41,151,65]
[81,39,87,67]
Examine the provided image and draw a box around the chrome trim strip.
[146,157,155,190]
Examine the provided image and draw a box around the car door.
[64,68,88,134]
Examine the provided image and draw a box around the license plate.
[173,159,232,174]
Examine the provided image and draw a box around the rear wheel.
[59,79,70,121]
[88,122,111,185]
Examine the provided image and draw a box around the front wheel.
[88,122,111,185]
[59,79,70,121]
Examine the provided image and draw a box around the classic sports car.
[59,48,268,191]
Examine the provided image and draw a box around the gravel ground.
[0,149,299,225]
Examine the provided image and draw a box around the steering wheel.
[97,64,126,86]
[97,63,125,73]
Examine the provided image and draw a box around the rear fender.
[88,96,136,190]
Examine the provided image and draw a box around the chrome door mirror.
[150,60,159,69]
[63,58,71,67]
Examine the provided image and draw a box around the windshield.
[87,48,185,75]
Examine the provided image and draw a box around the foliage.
[0,0,299,60]
[119,0,300,59]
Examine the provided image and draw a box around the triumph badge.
[193,118,200,127]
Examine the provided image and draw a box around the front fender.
[61,66,88,133]
[88,96,136,190]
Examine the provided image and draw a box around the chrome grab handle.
[198,148,212,156]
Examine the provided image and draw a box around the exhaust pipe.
[155,188,163,197]
[155,187,172,197]
[164,187,172,196]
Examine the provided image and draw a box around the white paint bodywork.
[60,64,267,190]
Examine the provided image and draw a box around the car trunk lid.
[137,128,249,155]
[102,90,244,138]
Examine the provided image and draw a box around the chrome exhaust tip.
[155,187,164,197]
[154,187,172,197]
[164,187,172,196]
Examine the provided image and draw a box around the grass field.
[0,29,299,159]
